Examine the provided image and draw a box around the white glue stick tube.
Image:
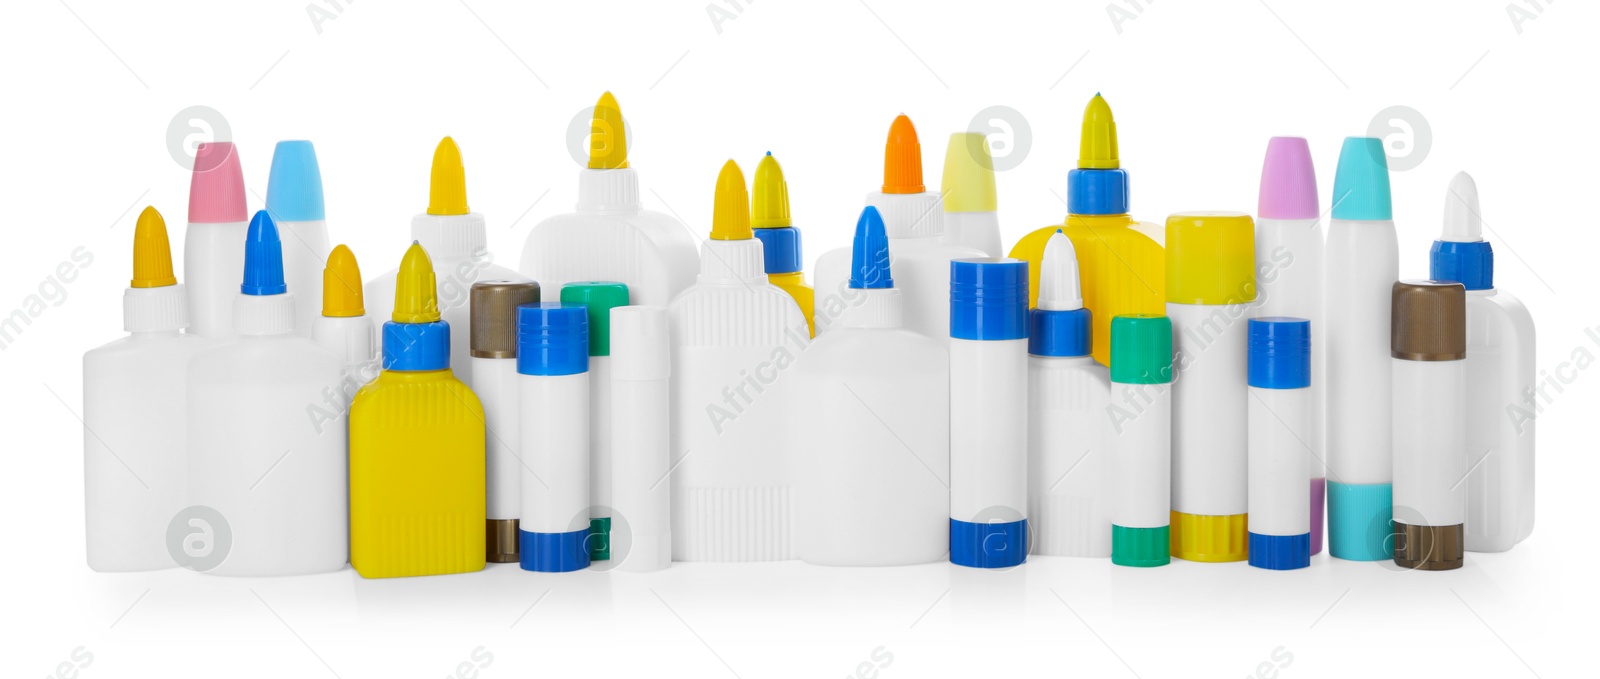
[1246,317,1312,570]
[560,282,629,563]
[1108,314,1173,567]
[609,305,672,572]
[517,302,591,573]
[1391,281,1468,571]
[471,280,540,563]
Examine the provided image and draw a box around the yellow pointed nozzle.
[588,91,630,170]
[427,136,470,216]
[751,152,791,228]
[322,244,365,317]
[392,242,442,323]
[710,160,752,241]
[1078,93,1120,170]
[942,132,997,213]
[130,206,177,288]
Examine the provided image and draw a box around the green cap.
[1112,525,1170,567]
[560,282,630,356]
[1109,314,1173,384]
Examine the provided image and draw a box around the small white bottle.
[183,141,249,339]
[1246,317,1313,571]
[560,281,629,563]
[517,302,591,573]
[1027,230,1112,557]
[470,280,540,563]
[669,160,807,562]
[1429,172,1537,553]
[307,244,375,514]
[1107,314,1173,568]
[265,140,333,336]
[610,305,672,572]
[187,211,346,576]
[1391,280,1468,571]
[949,257,1029,568]
[84,206,211,572]
[795,206,950,566]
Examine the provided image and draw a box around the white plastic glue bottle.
[183,142,248,339]
[265,140,332,336]
[609,305,672,572]
[470,280,540,563]
[1391,280,1468,571]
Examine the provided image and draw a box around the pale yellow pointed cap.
[942,132,997,213]
[392,242,442,323]
[751,152,791,228]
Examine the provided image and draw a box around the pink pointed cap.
[1258,136,1318,219]
[188,142,247,224]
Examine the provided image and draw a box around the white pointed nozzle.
[1442,171,1483,243]
[1037,230,1083,311]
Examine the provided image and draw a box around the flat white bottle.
[1254,136,1327,555]
[796,206,950,566]
[610,305,672,572]
[560,281,629,563]
[184,142,249,339]
[1390,281,1468,571]
[1429,172,1536,552]
[670,160,807,562]
[84,207,211,572]
[470,280,540,563]
[1324,136,1400,561]
[187,211,346,576]
[266,140,333,336]
[1108,314,1173,568]
[517,302,591,573]
[1246,317,1313,571]
[1027,230,1112,557]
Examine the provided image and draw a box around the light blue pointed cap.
[265,140,326,222]
[1331,137,1392,221]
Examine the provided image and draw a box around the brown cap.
[471,280,540,358]
[1391,280,1465,361]
[486,519,519,563]
[1392,521,1464,571]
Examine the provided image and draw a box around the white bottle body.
[367,254,525,391]
[183,220,248,338]
[1248,385,1312,537]
[950,337,1028,527]
[1254,217,1326,503]
[944,211,1002,258]
[796,321,951,566]
[1109,382,1172,530]
[1463,289,1536,551]
[83,331,211,571]
[1393,358,1467,529]
[474,357,522,522]
[1027,355,1113,557]
[611,360,671,572]
[1324,219,1399,486]
[1168,302,1251,518]
[278,218,330,336]
[519,203,699,307]
[187,324,347,575]
[519,372,590,535]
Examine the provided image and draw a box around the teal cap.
[1331,137,1392,221]
[1109,314,1173,385]
[560,282,629,356]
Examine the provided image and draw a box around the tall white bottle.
[1027,230,1112,557]
[519,92,699,307]
[795,206,950,566]
[187,211,346,575]
[1254,136,1327,555]
[1429,172,1537,552]
[814,115,984,339]
[184,142,249,339]
[265,140,333,336]
[365,137,528,389]
[84,207,211,571]
[1390,281,1468,571]
[669,160,807,561]
[610,306,673,572]
[307,244,375,517]
[470,280,540,563]
[1324,137,1400,561]
[560,282,630,563]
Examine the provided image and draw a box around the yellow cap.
[392,242,442,323]
[427,136,470,216]
[588,91,629,170]
[130,206,178,288]
[942,132,997,213]
[1164,211,1255,305]
[710,160,751,241]
[1170,511,1248,562]
[751,152,791,228]
[322,244,365,317]
[1078,93,1120,170]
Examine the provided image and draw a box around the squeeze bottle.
[265,140,332,335]
[183,142,248,338]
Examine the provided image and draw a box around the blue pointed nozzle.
[241,210,288,295]
[1331,136,1392,221]
[850,206,894,289]
[265,140,326,222]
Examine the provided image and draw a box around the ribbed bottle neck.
[411,212,488,260]
[840,288,902,329]
[576,168,643,212]
[234,293,296,336]
[697,238,767,284]
[124,285,188,334]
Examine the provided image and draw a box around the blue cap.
[1430,240,1494,291]
[1331,137,1392,221]
[751,227,802,275]
[850,206,894,290]
[949,258,1028,341]
[1029,308,1091,357]
[519,527,591,572]
[265,140,326,222]
[1066,168,1129,215]
[1248,532,1310,570]
[1248,317,1311,389]
[950,518,1027,568]
[241,210,287,295]
[517,303,589,376]
[381,320,450,371]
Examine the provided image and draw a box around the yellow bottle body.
[768,271,815,337]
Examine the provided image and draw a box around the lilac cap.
[1258,136,1318,220]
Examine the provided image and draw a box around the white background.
[3,0,1597,677]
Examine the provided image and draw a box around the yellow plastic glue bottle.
[751,152,815,337]
[349,242,486,578]
[1008,93,1164,366]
